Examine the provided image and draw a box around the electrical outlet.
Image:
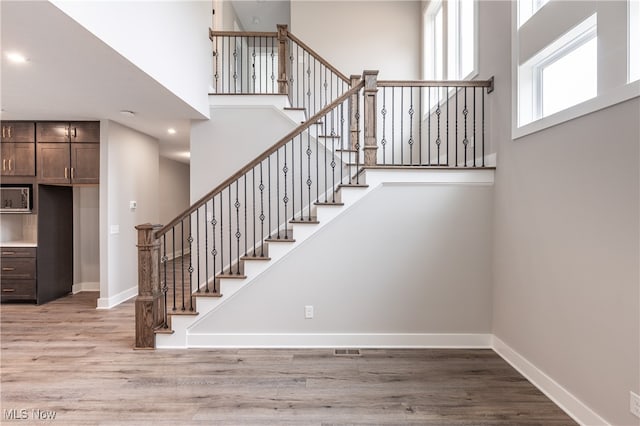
[304,305,314,319]
[631,391,640,418]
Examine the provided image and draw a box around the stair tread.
[337,184,369,188]
[154,328,175,335]
[284,107,306,111]
[314,201,345,206]
[241,255,271,261]
[290,217,319,224]
[336,148,358,153]
[167,310,199,316]
[318,135,341,139]
[193,291,223,298]
[217,273,247,279]
[265,237,296,242]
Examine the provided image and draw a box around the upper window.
[630,0,640,82]
[518,14,598,126]
[424,0,477,81]
[519,0,550,27]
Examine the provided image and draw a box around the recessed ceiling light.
[6,52,28,63]
[167,128,177,135]
[120,110,135,117]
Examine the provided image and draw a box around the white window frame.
[519,0,550,28]
[630,0,640,82]
[423,0,444,81]
[448,0,478,80]
[518,13,597,127]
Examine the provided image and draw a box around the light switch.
[129,201,137,210]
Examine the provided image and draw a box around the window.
[519,0,550,27]
[630,0,640,82]
[518,14,597,126]
[423,0,477,80]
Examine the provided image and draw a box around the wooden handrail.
[155,80,365,238]
[285,31,351,84]
[378,80,493,87]
[209,29,277,39]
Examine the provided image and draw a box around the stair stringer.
[156,168,495,348]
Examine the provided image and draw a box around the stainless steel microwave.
[0,185,32,213]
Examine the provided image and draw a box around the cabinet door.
[1,122,35,142]
[37,143,70,184]
[70,122,100,143]
[11,143,36,176]
[36,122,69,143]
[71,143,99,184]
[0,143,12,176]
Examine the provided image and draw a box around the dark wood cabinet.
[70,143,100,184]
[1,121,35,143]
[1,122,36,177]
[37,143,71,184]
[2,143,36,176]
[36,122,100,184]
[1,247,37,302]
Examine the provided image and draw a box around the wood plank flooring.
[1,292,576,425]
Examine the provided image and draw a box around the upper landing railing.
[210,25,351,117]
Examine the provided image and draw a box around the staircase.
[134,26,495,349]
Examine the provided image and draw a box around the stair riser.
[314,205,343,222]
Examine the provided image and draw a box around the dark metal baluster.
[482,88,485,167]
[180,220,185,311]
[355,91,360,184]
[220,190,224,277]
[196,209,201,293]
[268,156,272,238]
[436,95,441,165]
[419,87,423,165]
[244,175,248,256]
[381,88,387,164]
[446,86,450,166]
[473,87,477,167]
[235,181,241,274]
[252,37,256,93]
[283,144,289,239]
[331,121,336,202]
[302,50,306,110]
[289,44,295,107]
[340,102,344,184]
[259,163,265,256]
[271,37,275,93]
[211,197,217,292]
[292,137,296,223]
[214,37,219,91]
[324,118,328,202]
[187,215,193,311]
[392,88,395,164]
[172,227,176,311]
[221,36,226,92]
[463,87,469,167]
[252,169,256,256]
[307,125,312,219]
[316,114,320,198]
[239,36,243,92]
[299,134,303,221]
[162,235,168,327]
[228,185,232,274]
[233,36,238,93]
[428,87,432,165]
[455,87,459,167]
[400,87,404,164]
[204,203,209,293]
[409,87,414,165]
[276,148,281,238]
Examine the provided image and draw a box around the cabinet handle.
[65,127,69,137]
[2,159,5,171]
[64,167,68,179]
[8,126,12,138]
[71,167,75,180]
[2,251,16,256]
[2,288,16,293]
[1,126,5,139]
[2,267,16,271]
[72,127,77,138]
[8,159,12,171]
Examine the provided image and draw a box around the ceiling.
[229,0,290,32]
[0,1,205,163]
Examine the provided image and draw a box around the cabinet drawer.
[1,247,36,258]
[1,279,36,300]
[1,258,36,280]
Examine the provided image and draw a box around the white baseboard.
[96,286,137,309]
[184,333,493,349]
[72,281,100,294]
[492,336,609,426]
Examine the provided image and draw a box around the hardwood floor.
[1,292,576,425]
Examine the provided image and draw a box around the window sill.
[513,80,640,140]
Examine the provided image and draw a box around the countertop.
[0,240,37,248]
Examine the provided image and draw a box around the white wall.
[99,121,160,308]
[291,1,422,79]
[73,186,100,292]
[190,103,299,202]
[190,183,494,339]
[159,157,191,228]
[50,0,212,117]
[484,0,640,424]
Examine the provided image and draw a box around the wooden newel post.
[134,223,163,349]
[277,24,289,96]
[362,70,379,167]
[349,74,361,151]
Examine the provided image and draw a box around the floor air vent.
[333,349,361,357]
